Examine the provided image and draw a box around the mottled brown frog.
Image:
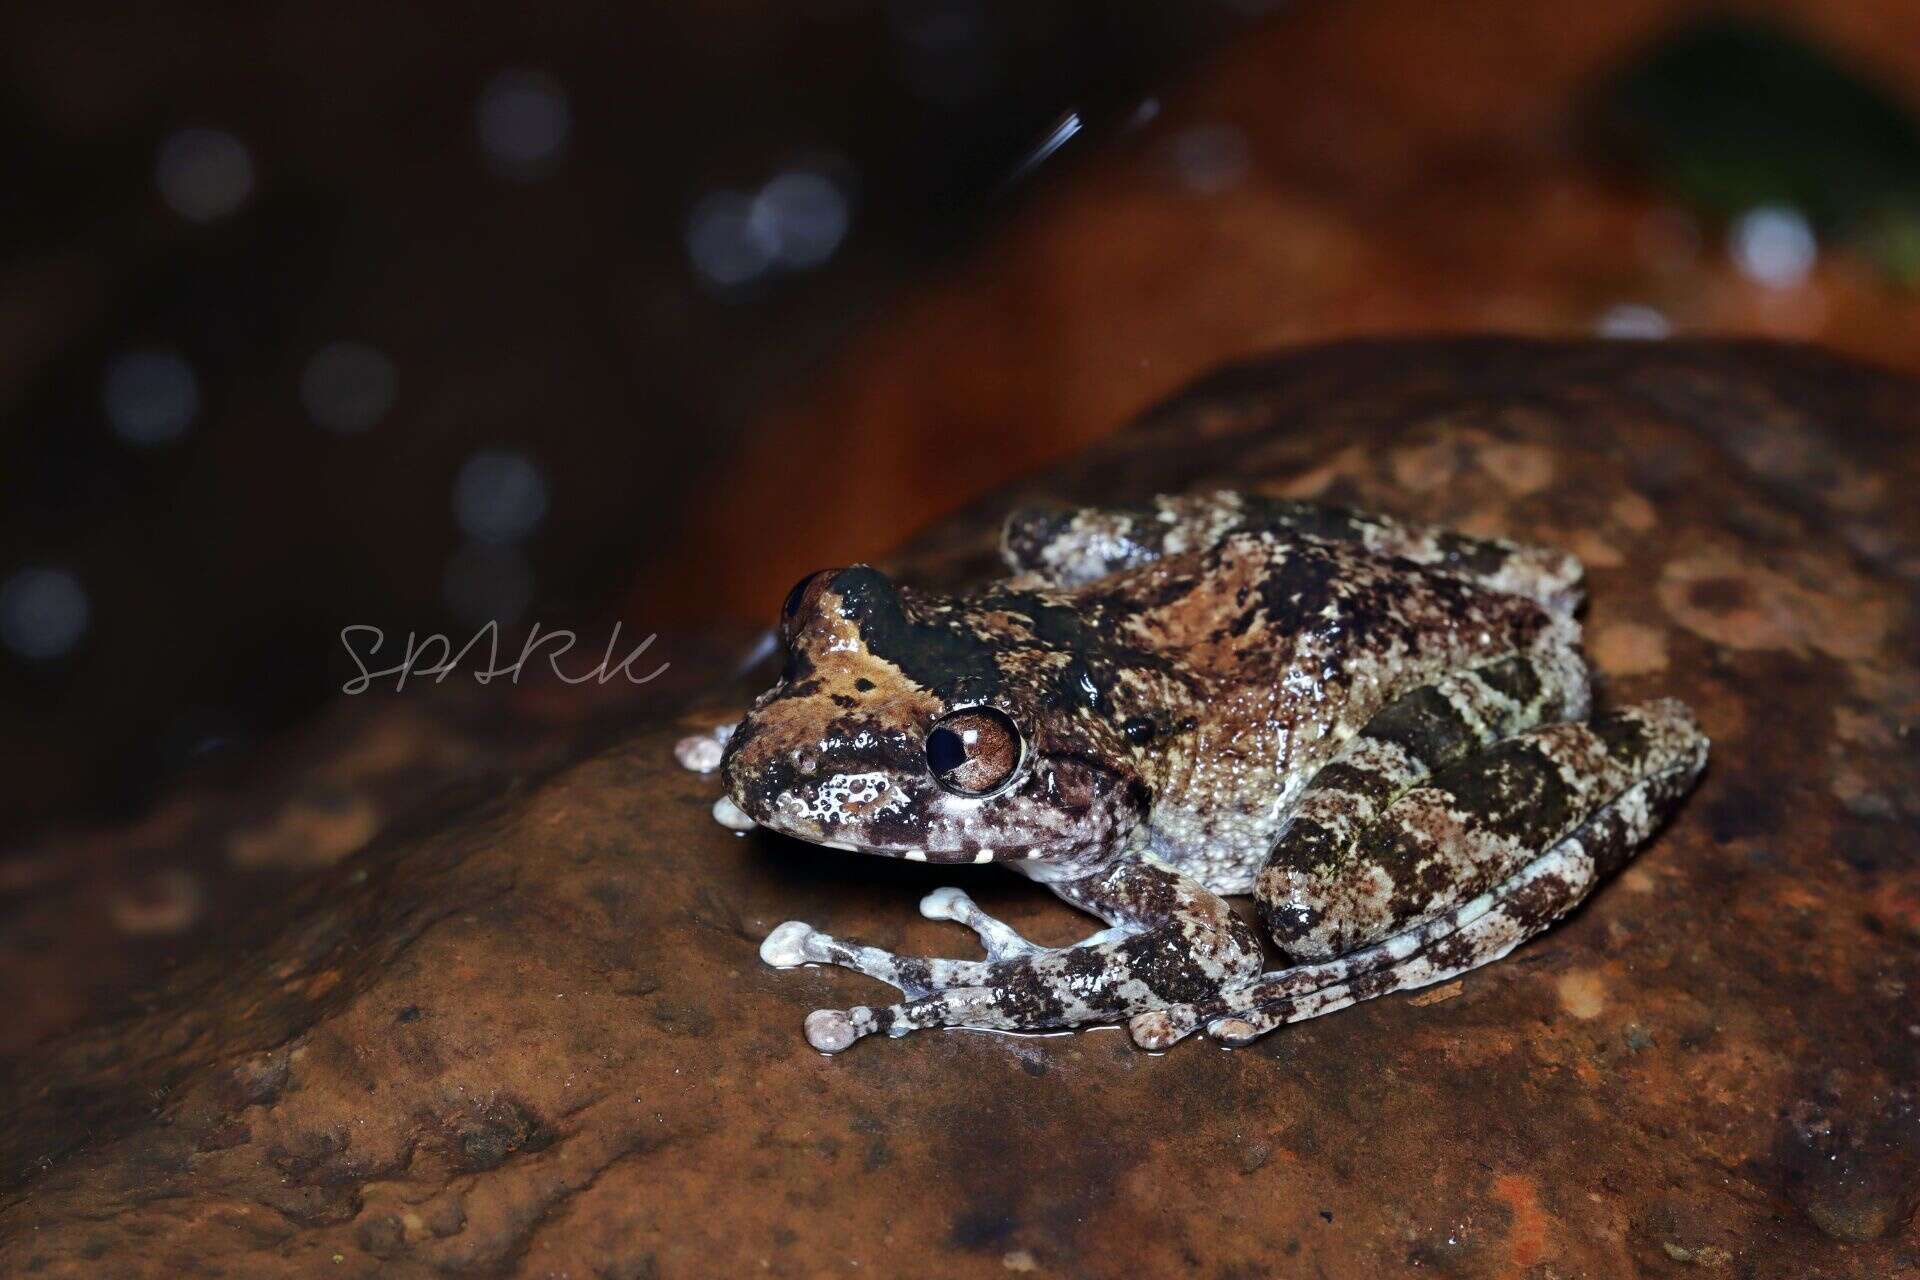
[681,492,1707,1052]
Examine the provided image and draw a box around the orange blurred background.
[641,0,1920,625]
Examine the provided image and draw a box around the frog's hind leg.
[1133,699,1707,1049]
[1260,643,1592,961]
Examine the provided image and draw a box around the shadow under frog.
[679,491,1708,1052]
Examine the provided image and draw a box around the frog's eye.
[780,570,831,640]
[925,706,1023,797]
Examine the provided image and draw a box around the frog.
[682,491,1708,1053]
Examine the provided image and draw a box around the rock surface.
[4,338,1920,1277]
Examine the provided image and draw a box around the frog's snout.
[716,712,904,848]
[716,718,782,827]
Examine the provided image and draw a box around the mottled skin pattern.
[697,492,1708,1052]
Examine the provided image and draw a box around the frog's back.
[1088,528,1555,688]
[1079,528,1575,892]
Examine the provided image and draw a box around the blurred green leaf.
[1593,16,1920,283]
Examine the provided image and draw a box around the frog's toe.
[1129,1005,1204,1050]
[917,886,1046,960]
[673,723,734,773]
[804,1007,867,1053]
[712,795,756,832]
[1206,1016,1267,1047]
[760,920,822,967]
[1127,1009,1179,1050]
[918,887,970,920]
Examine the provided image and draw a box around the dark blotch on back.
[1242,496,1369,545]
[1432,739,1577,849]
[1474,653,1543,706]
[1589,708,1652,769]
[1002,508,1080,570]
[1435,531,1513,577]
[1269,817,1347,876]
[1366,686,1477,770]
[1247,543,1346,637]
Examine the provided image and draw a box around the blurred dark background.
[5,0,1920,1047]
[0,1,1250,841]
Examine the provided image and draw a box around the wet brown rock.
[3,339,1920,1277]
[0,628,754,1057]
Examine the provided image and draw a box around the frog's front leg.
[758,886,1055,999]
[758,918,999,1001]
[795,860,1261,1053]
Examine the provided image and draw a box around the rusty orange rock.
[1,338,1915,1278]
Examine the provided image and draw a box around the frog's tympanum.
[684,492,1707,1053]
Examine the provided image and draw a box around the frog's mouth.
[726,769,1037,864]
[723,748,1138,867]
[719,698,1142,864]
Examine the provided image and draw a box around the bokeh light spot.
[0,566,91,661]
[301,342,398,434]
[453,450,549,545]
[1730,205,1817,289]
[155,128,255,222]
[686,189,775,290]
[750,169,851,270]
[477,70,572,179]
[1169,123,1251,194]
[1596,303,1672,340]
[103,349,199,446]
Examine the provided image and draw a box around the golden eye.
[925,707,1023,796]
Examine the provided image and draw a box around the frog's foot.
[918,887,1049,960]
[759,920,996,1001]
[1138,700,1709,1051]
[674,721,736,774]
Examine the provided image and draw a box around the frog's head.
[720,565,1148,865]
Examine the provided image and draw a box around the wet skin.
[682,492,1708,1052]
